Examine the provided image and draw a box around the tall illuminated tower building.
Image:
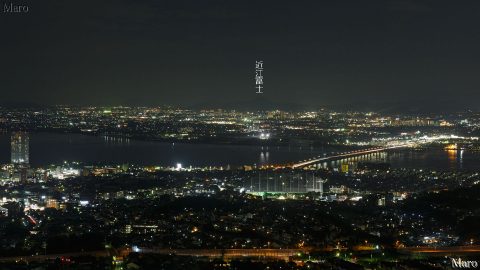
[11,132,29,165]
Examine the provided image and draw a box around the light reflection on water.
[325,148,472,171]
[0,132,478,170]
[0,132,335,167]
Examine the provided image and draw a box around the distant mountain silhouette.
[0,101,48,109]
[0,98,475,114]
[189,96,310,111]
[332,100,474,114]
[190,97,474,113]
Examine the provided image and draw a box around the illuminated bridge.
[291,144,412,169]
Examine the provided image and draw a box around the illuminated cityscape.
[0,106,479,269]
[2,0,480,269]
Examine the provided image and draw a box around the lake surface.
[0,132,479,170]
[0,132,334,167]
[331,148,479,171]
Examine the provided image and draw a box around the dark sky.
[1,0,480,111]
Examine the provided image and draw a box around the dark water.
[331,149,480,171]
[0,132,479,170]
[0,132,333,167]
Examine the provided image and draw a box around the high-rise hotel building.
[11,132,29,165]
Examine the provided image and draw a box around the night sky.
[1,0,480,111]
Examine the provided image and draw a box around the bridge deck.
[292,145,410,168]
